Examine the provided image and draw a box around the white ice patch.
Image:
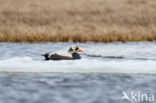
[0,57,156,74]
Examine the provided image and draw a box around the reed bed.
[0,0,156,42]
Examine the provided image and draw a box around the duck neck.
[72,52,81,59]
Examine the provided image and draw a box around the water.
[0,42,156,103]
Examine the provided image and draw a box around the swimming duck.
[42,46,83,60]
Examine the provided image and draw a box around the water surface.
[0,42,156,73]
[0,42,156,103]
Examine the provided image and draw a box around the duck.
[42,46,83,60]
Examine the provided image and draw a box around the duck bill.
[77,50,83,52]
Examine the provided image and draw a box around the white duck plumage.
[42,46,83,60]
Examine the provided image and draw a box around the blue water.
[0,42,156,103]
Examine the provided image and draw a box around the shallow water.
[0,42,156,103]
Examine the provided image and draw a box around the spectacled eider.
[42,46,83,60]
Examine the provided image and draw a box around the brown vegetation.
[0,0,156,42]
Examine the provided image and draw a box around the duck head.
[68,46,83,54]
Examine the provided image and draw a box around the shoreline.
[1,32,156,43]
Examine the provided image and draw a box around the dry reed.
[0,0,156,42]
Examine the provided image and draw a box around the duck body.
[43,52,81,60]
[42,46,83,60]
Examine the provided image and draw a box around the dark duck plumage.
[42,46,83,60]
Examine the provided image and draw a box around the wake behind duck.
[42,46,83,60]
